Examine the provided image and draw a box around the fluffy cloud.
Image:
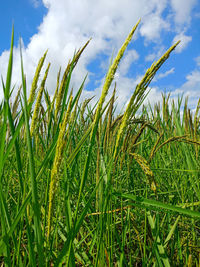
[143,87,163,107]
[154,67,175,81]
[172,32,192,53]
[170,69,200,109]
[117,49,139,76]
[145,45,166,62]
[182,70,200,91]
[140,15,169,41]
[144,68,200,113]
[170,0,197,25]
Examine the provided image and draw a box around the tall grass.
[0,22,200,266]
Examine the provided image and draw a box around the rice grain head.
[55,60,71,120]
[91,19,140,139]
[28,50,48,105]
[12,85,21,119]
[104,86,116,152]
[148,132,164,163]
[51,67,61,115]
[30,63,50,136]
[114,40,180,160]
[131,152,157,192]
[194,98,200,158]
[47,95,73,238]
[154,135,187,155]
[55,39,91,120]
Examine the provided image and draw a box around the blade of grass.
[147,211,170,266]
[20,42,44,266]
[0,26,14,263]
[0,26,14,179]
[114,193,200,218]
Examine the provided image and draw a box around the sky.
[0,0,200,113]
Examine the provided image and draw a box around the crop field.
[0,22,200,266]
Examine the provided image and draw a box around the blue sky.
[0,0,200,111]
[0,1,47,52]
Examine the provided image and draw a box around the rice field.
[0,22,200,266]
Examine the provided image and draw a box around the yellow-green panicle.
[28,50,48,105]
[47,95,73,238]
[30,63,50,136]
[114,40,180,160]
[90,20,140,139]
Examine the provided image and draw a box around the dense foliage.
[0,23,200,266]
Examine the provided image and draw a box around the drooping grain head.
[114,40,180,160]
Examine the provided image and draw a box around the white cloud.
[172,32,192,53]
[182,70,200,91]
[146,67,175,84]
[156,67,175,80]
[145,52,157,62]
[118,49,139,76]
[144,68,200,112]
[194,12,200,19]
[170,0,197,25]
[143,87,163,107]
[145,45,165,62]
[170,69,200,109]
[140,15,169,41]
[195,55,200,67]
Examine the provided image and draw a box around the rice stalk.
[194,98,200,158]
[28,50,48,105]
[63,22,141,265]
[188,109,194,138]
[183,97,189,134]
[96,128,101,211]
[47,95,73,239]
[43,88,51,120]
[30,63,50,136]
[131,152,157,192]
[111,115,123,131]
[130,122,148,150]
[12,86,21,119]
[114,40,180,160]
[162,93,171,129]
[51,67,61,116]
[91,19,140,140]
[148,132,164,163]
[55,39,90,120]
[0,27,14,264]
[39,104,48,141]
[80,97,94,125]
[121,126,132,153]
[103,86,116,152]
[74,23,142,255]
[153,135,188,155]
[179,138,200,146]
[54,61,71,120]
[20,45,44,265]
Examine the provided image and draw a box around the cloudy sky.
[0,0,200,112]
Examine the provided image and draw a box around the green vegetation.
[0,22,200,266]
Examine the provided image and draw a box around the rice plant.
[0,22,200,266]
